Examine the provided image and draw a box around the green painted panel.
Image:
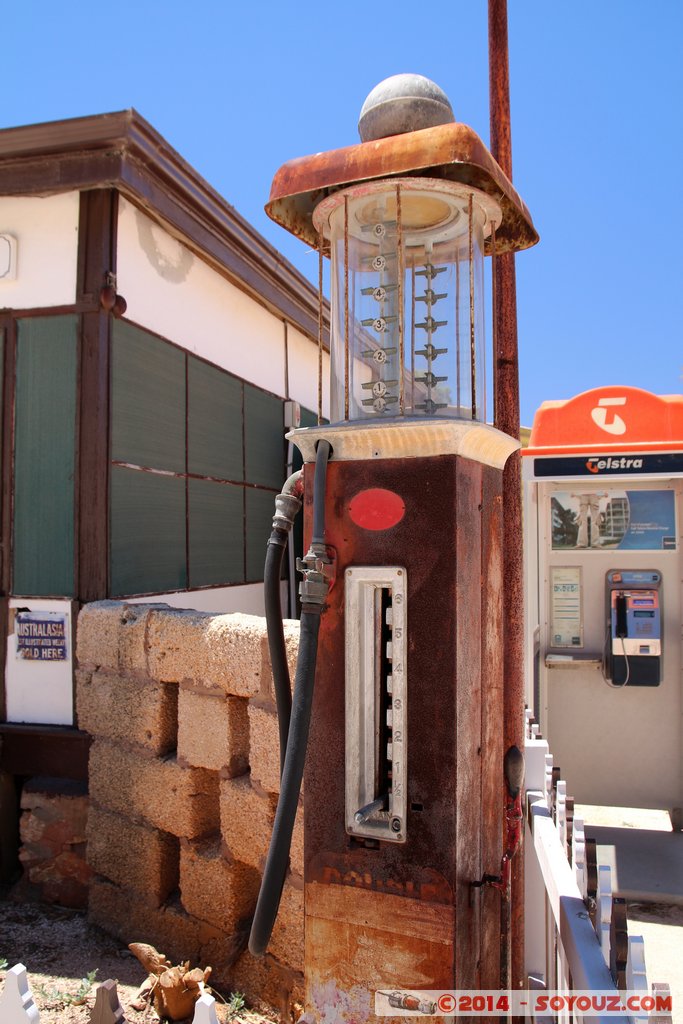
[14,316,77,596]
[300,407,318,429]
[110,466,186,595]
[187,357,243,480]
[245,487,278,582]
[111,320,186,473]
[188,478,244,587]
[244,384,284,488]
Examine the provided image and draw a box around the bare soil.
[0,894,271,1024]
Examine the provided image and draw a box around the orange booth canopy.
[524,387,683,457]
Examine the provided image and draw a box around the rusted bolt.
[391,817,401,833]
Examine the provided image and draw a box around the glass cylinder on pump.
[313,177,501,425]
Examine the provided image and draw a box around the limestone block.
[77,601,169,673]
[89,739,219,839]
[87,802,179,905]
[247,703,281,795]
[118,603,160,673]
[219,774,276,869]
[146,609,268,697]
[75,600,123,671]
[268,878,304,972]
[77,669,178,755]
[88,877,221,966]
[198,928,252,989]
[219,774,302,877]
[229,950,303,1023]
[179,838,260,932]
[178,690,248,775]
[146,609,216,685]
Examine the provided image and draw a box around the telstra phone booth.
[248,76,538,1021]
[522,386,683,828]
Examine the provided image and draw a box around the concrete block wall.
[77,601,303,1019]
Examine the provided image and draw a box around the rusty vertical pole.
[488,0,525,993]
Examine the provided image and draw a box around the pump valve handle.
[354,796,387,824]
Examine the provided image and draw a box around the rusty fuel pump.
[250,74,538,1019]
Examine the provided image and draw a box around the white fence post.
[0,964,40,1023]
[192,993,219,1024]
[556,780,567,852]
[597,863,613,966]
[572,816,586,897]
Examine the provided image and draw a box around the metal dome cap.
[358,73,455,142]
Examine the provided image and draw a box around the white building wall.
[116,198,288,397]
[0,193,79,308]
[288,324,330,420]
[126,581,291,617]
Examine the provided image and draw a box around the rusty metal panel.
[305,881,454,1024]
[453,457,483,990]
[479,467,506,988]
[267,122,538,257]
[303,453,507,1005]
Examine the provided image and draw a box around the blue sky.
[3,1,682,426]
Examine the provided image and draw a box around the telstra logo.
[586,456,644,473]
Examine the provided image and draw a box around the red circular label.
[348,488,405,531]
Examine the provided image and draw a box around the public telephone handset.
[604,570,662,687]
[614,593,628,640]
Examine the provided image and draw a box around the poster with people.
[550,489,676,551]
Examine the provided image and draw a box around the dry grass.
[0,895,274,1024]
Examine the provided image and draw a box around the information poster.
[551,489,676,551]
[550,566,583,648]
[16,611,68,661]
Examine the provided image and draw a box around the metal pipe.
[344,195,350,421]
[489,0,525,994]
[468,193,476,419]
[318,228,324,425]
[396,184,405,415]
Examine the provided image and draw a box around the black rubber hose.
[248,441,330,956]
[264,529,291,779]
[248,607,322,955]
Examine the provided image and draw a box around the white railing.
[524,712,671,1023]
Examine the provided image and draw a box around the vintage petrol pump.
[250,75,538,1017]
